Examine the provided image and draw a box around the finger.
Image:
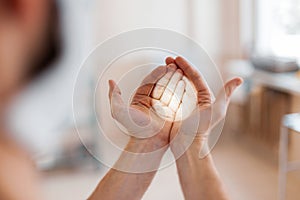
[108,80,125,118]
[211,77,243,127]
[151,64,177,99]
[136,65,167,96]
[169,80,185,112]
[160,69,183,105]
[109,80,121,99]
[165,57,175,65]
[224,77,243,99]
[174,103,183,121]
[132,65,168,108]
[181,77,198,114]
[175,56,210,94]
[175,90,198,122]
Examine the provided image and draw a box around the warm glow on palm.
[150,67,197,121]
[108,56,242,151]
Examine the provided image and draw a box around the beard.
[26,1,61,80]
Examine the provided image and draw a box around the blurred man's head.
[0,0,60,107]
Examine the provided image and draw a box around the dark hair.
[26,0,62,80]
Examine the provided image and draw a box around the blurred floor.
[214,132,300,200]
[41,131,300,200]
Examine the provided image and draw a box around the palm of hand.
[108,66,174,141]
[150,57,213,138]
[150,66,198,122]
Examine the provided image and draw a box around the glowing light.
[152,73,197,121]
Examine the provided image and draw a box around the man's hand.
[108,65,175,150]
[90,65,182,200]
[164,57,243,158]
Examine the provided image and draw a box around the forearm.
[89,137,168,200]
[173,139,229,200]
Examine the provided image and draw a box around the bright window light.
[255,0,300,58]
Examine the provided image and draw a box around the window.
[255,0,300,58]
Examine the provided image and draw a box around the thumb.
[108,80,159,138]
[108,80,125,119]
[223,77,243,101]
[210,77,243,128]
[198,77,243,159]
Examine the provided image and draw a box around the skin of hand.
[164,56,243,158]
[108,64,178,151]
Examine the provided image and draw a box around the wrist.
[126,134,169,154]
[170,131,210,158]
[113,135,168,173]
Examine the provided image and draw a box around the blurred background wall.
[8,0,225,161]
[5,0,300,199]
[7,0,300,166]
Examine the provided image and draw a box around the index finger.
[151,64,177,99]
[131,65,169,108]
[165,57,175,65]
[175,56,210,93]
[135,65,167,96]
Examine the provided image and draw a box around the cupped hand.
[108,56,242,157]
[108,65,176,148]
[164,57,243,158]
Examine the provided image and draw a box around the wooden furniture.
[279,113,300,200]
[227,60,300,200]
[227,61,300,148]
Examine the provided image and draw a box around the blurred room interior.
[6,0,300,199]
